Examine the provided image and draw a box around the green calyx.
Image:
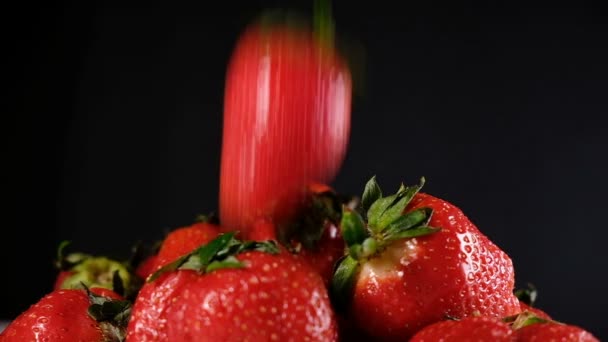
[60,257,133,295]
[55,241,142,299]
[147,232,280,282]
[330,176,441,311]
[341,176,439,260]
[313,0,335,48]
[84,285,132,342]
[255,0,335,47]
[54,240,92,270]
[503,311,552,330]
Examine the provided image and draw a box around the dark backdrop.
[6,0,608,339]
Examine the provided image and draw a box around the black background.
[5,0,608,339]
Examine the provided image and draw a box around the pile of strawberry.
[1,3,600,342]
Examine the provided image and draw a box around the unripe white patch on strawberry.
[359,238,420,281]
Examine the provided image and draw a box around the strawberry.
[410,311,600,342]
[53,240,141,299]
[410,316,515,342]
[0,287,131,341]
[126,232,337,341]
[246,183,350,286]
[152,219,220,272]
[516,321,599,342]
[331,177,521,341]
[508,311,598,341]
[218,3,352,236]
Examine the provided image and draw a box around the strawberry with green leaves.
[410,311,599,342]
[126,232,338,341]
[151,219,220,274]
[516,320,599,342]
[409,316,515,342]
[331,176,521,341]
[0,287,131,342]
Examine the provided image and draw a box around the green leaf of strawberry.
[147,232,279,282]
[367,177,426,231]
[360,175,382,215]
[340,207,368,246]
[330,255,359,309]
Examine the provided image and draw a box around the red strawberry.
[410,316,515,342]
[246,183,349,286]
[152,220,220,272]
[248,216,344,287]
[508,311,599,342]
[331,177,521,341]
[411,311,600,342]
[126,232,338,341]
[0,287,130,341]
[53,241,140,299]
[218,4,352,236]
[517,321,599,342]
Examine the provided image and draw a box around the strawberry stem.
[313,0,335,48]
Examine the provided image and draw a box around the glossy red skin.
[153,222,220,271]
[518,300,552,320]
[350,192,521,341]
[126,251,338,342]
[410,316,515,342]
[219,24,352,236]
[0,288,120,341]
[517,322,599,342]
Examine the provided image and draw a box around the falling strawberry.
[331,176,521,341]
[126,232,338,341]
[0,287,130,341]
[218,2,352,236]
